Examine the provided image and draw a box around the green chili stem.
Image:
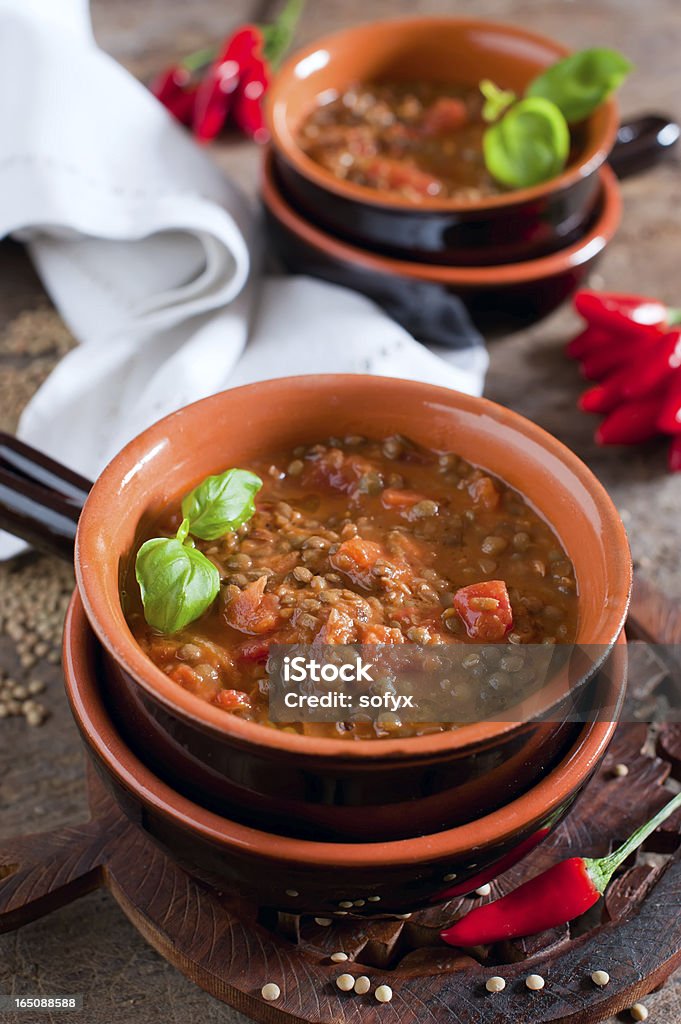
[586,789,681,893]
[180,47,215,73]
[666,307,681,327]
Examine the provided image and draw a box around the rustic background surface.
[0,1,680,1022]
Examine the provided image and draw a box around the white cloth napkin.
[0,0,487,559]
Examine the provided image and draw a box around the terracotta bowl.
[263,153,621,338]
[266,18,618,265]
[64,591,627,913]
[72,376,632,843]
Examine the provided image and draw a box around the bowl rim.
[74,375,632,763]
[262,150,622,285]
[266,15,619,215]
[64,591,625,866]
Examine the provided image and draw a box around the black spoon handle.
[0,432,92,561]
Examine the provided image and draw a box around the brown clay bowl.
[266,18,618,265]
[70,376,632,843]
[64,591,627,913]
[263,152,621,338]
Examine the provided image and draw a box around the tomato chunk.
[381,488,427,509]
[215,689,252,711]
[362,156,442,197]
[318,607,355,644]
[467,474,500,510]
[420,97,468,136]
[453,581,513,641]
[359,623,405,644]
[224,576,280,635]
[330,538,384,587]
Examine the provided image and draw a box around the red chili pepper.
[595,394,664,445]
[669,435,681,472]
[578,332,659,382]
[232,56,271,143]
[574,291,669,336]
[441,790,681,946]
[565,325,614,360]
[193,26,264,142]
[657,369,681,434]
[431,828,550,903]
[580,330,681,412]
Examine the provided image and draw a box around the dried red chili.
[151,0,304,141]
[568,290,681,471]
[441,790,681,946]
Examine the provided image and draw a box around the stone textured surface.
[0,1,679,1022]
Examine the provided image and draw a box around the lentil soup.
[124,436,578,739]
[297,80,583,203]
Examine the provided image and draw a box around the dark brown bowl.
[64,591,627,913]
[72,377,632,843]
[263,152,621,337]
[266,18,618,265]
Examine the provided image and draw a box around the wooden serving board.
[1,577,680,1024]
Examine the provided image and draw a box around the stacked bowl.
[263,18,622,336]
[48,376,631,915]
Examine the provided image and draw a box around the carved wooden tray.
[1,578,680,1024]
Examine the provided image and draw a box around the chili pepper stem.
[585,790,681,894]
[180,47,216,74]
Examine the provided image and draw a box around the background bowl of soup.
[71,376,632,843]
[263,151,621,337]
[266,17,619,266]
[64,589,627,913]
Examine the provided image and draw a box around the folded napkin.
[0,0,487,559]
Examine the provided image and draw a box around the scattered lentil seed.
[285,889,299,897]
[630,1004,649,1021]
[486,976,506,993]
[612,763,629,778]
[261,983,281,1001]
[591,970,610,987]
[475,884,492,897]
[336,974,356,992]
[354,899,365,907]
[330,952,349,963]
[354,976,371,996]
[443,872,457,882]
[367,895,381,902]
[338,900,354,909]
[314,917,332,927]
[375,985,393,1003]
[525,975,545,991]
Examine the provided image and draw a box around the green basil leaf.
[483,97,570,189]
[135,525,220,633]
[181,469,263,541]
[527,48,632,124]
[480,79,517,123]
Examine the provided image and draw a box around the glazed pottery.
[67,376,632,841]
[64,592,627,914]
[263,152,621,337]
[267,18,618,265]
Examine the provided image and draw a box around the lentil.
[354,976,371,996]
[591,970,610,987]
[630,1005,649,1021]
[525,975,545,991]
[336,974,356,992]
[485,976,506,993]
[330,952,349,963]
[261,983,281,1001]
[374,985,393,1003]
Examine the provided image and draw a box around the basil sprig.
[481,47,631,190]
[135,468,263,633]
[483,97,570,189]
[182,469,263,541]
[527,48,633,125]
